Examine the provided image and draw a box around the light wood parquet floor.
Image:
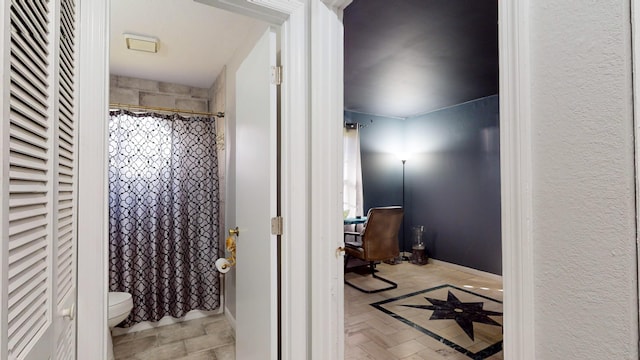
[344,261,503,360]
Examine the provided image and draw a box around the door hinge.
[271,216,283,235]
[271,66,282,85]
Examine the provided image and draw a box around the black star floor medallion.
[402,290,502,341]
[370,284,503,360]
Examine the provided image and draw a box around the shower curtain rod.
[109,103,225,118]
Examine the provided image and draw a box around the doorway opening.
[106,1,277,359]
[341,1,504,358]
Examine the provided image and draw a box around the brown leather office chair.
[344,206,403,293]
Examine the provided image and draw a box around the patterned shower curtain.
[108,110,220,326]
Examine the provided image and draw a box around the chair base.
[344,257,398,294]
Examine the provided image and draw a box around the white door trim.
[498,0,535,358]
[77,0,110,359]
[309,1,351,359]
[631,0,640,347]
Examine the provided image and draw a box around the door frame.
[497,0,535,358]
[632,0,640,347]
[77,0,312,358]
[308,1,536,359]
[76,1,534,360]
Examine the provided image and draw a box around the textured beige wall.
[210,68,227,262]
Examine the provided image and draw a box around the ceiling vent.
[124,33,159,53]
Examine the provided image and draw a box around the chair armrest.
[344,231,361,237]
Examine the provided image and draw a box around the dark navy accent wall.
[345,95,501,275]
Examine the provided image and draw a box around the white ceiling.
[110,0,263,89]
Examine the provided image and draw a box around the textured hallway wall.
[530,0,638,357]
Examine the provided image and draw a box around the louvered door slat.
[8,18,48,70]
[57,238,72,300]
[57,194,72,204]
[57,128,72,148]
[9,194,48,209]
[8,299,47,353]
[10,33,48,83]
[9,141,47,163]
[10,75,49,111]
[9,127,47,155]
[58,117,72,136]
[10,56,48,100]
[8,270,47,322]
[60,4,72,30]
[59,61,71,85]
[58,90,72,114]
[58,149,72,163]
[31,0,48,18]
[8,216,47,238]
[11,0,49,52]
[58,158,72,171]
[8,205,47,223]
[8,186,46,197]
[9,173,47,188]
[59,55,72,80]
[10,115,48,144]
[15,0,48,40]
[9,94,48,129]
[58,130,71,146]
[7,227,47,252]
[4,0,80,358]
[58,184,72,194]
[9,152,47,173]
[58,140,71,154]
[56,0,78,357]
[55,321,73,359]
[10,167,47,182]
[57,206,71,219]
[7,0,52,357]
[7,271,46,312]
[57,224,72,240]
[7,248,47,295]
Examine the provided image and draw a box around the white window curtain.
[343,127,364,218]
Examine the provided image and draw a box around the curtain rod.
[109,103,225,118]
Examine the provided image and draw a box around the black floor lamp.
[400,156,408,260]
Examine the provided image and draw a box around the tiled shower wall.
[109,75,210,112]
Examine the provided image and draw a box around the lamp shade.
[396,152,410,162]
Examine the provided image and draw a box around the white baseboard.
[111,308,223,336]
[428,258,503,282]
[224,305,236,331]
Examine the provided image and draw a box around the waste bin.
[410,225,428,265]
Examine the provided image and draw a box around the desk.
[344,216,366,241]
[343,217,367,270]
[344,217,367,225]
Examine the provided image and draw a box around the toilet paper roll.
[215,258,232,273]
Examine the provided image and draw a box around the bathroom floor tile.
[113,316,233,360]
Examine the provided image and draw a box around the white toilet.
[107,292,133,360]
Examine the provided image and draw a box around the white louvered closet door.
[1,0,79,359]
